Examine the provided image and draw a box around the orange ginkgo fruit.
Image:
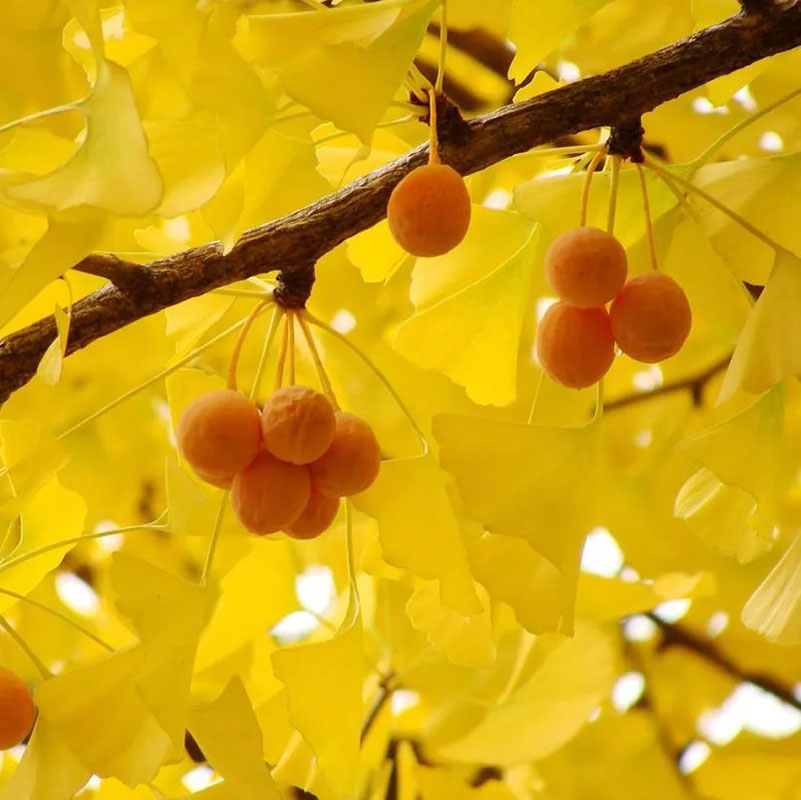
[0,667,35,750]
[610,272,692,363]
[387,163,471,257]
[261,386,336,465]
[310,412,381,497]
[232,451,310,535]
[536,302,616,389]
[286,486,340,540]
[176,389,261,482]
[545,226,628,307]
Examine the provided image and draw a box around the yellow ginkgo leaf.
[675,467,774,563]
[145,120,226,217]
[507,0,612,82]
[248,0,438,142]
[35,648,174,786]
[0,419,68,500]
[718,251,801,401]
[6,60,163,216]
[576,571,716,621]
[438,623,614,765]
[742,533,801,645]
[272,600,364,798]
[465,528,574,635]
[681,384,784,536]
[33,556,215,786]
[433,413,600,587]
[195,537,299,672]
[110,553,217,751]
[0,717,91,800]
[406,581,495,668]
[0,218,99,332]
[693,153,801,286]
[189,678,281,800]
[0,477,86,616]
[394,226,539,406]
[36,301,70,386]
[354,454,480,615]
[514,165,676,251]
[408,206,535,309]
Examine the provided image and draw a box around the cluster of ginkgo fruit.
[177,385,380,539]
[536,226,692,389]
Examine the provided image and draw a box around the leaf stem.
[636,163,659,271]
[436,0,448,93]
[58,317,248,440]
[643,154,788,255]
[0,587,114,652]
[0,520,168,577]
[0,615,51,679]
[0,101,82,136]
[693,86,801,170]
[199,493,228,588]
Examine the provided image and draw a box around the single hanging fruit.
[536,302,616,389]
[610,272,691,363]
[545,226,628,307]
[0,667,35,750]
[176,389,261,483]
[387,164,471,257]
[310,412,381,497]
[261,386,336,465]
[286,486,340,540]
[232,451,310,535]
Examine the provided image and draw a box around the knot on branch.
[274,265,316,309]
[417,91,473,151]
[607,118,645,162]
[75,254,159,301]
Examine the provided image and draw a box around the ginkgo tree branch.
[1,4,801,404]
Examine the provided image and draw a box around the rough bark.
[1,5,801,403]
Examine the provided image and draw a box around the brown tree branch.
[1,6,801,404]
[603,355,731,412]
[646,613,801,713]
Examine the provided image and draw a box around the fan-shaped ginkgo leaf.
[248,0,438,142]
[6,61,163,216]
[507,0,612,82]
[354,454,480,615]
[438,623,614,765]
[272,597,364,797]
[465,527,574,635]
[681,384,784,536]
[433,413,600,588]
[675,467,775,563]
[189,678,281,799]
[394,226,539,406]
[0,717,91,800]
[718,251,801,401]
[742,533,801,645]
[0,477,86,616]
[406,581,495,668]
